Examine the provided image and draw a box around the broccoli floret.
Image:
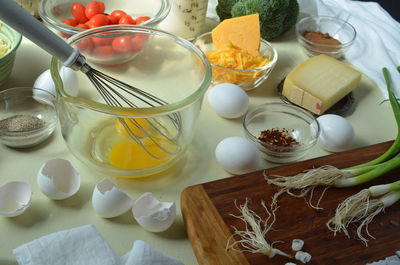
[216,0,239,21]
[218,0,299,41]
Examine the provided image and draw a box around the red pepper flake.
[258,128,299,151]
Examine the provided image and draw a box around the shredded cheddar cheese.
[205,42,271,87]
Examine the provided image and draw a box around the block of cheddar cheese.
[211,13,260,56]
[282,54,361,115]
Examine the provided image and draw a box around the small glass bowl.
[0,87,58,148]
[193,32,278,91]
[243,103,320,163]
[39,0,171,39]
[0,21,22,86]
[296,16,356,59]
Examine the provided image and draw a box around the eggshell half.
[132,192,176,232]
[0,181,32,217]
[37,158,80,200]
[92,178,133,218]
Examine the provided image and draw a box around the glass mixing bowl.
[51,25,211,178]
[39,0,170,38]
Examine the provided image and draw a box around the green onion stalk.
[265,67,400,195]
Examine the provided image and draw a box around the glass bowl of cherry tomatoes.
[39,0,171,39]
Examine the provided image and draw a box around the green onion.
[327,181,400,246]
[348,68,400,169]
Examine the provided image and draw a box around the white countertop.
[0,24,396,264]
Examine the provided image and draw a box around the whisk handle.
[0,0,79,68]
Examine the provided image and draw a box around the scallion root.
[326,189,385,246]
[265,165,352,208]
[226,198,292,259]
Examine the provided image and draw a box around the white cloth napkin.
[301,0,400,98]
[13,224,121,265]
[13,224,184,265]
[121,240,184,265]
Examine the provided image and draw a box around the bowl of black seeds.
[0,87,57,148]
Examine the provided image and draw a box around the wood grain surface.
[181,141,400,265]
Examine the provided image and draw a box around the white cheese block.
[282,55,361,115]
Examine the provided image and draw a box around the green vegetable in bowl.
[216,0,300,41]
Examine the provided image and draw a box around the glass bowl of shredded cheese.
[0,21,22,87]
[193,31,278,91]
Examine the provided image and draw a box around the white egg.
[215,136,261,175]
[37,158,80,200]
[132,192,176,233]
[92,178,133,218]
[316,114,355,152]
[208,83,249,119]
[33,67,79,97]
[0,181,32,217]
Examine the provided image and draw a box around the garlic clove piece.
[132,192,176,233]
[37,158,80,200]
[92,178,134,218]
[0,181,32,217]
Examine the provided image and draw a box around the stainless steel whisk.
[0,0,181,159]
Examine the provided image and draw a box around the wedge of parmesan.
[282,55,361,115]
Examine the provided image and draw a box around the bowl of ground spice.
[295,16,356,59]
[0,87,57,148]
[243,102,320,163]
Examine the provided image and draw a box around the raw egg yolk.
[109,138,175,170]
[116,117,150,138]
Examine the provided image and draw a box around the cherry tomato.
[60,32,72,39]
[135,16,151,25]
[119,14,136,25]
[85,20,96,29]
[107,15,118,25]
[130,33,148,53]
[76,23,90,29]
[92,44,115,59]
[91,35,113,45]
[76,38,94,53]
[110,10,127,21]
[88,13,109,27]
[71,3,88,24]
[62,18,79,27]
[112,36,132,53]
[85,1,105,19]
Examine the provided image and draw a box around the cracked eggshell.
[92,178,134,218]
[132,192,176,233]
[0,181,32,217]
[37,158,80,200]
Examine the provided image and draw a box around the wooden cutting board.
[181,141,400,265]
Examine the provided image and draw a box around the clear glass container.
[51,25,211,178]
[193,32,278,91]
[0,87,58,148]
[296,16,356,59]
[243,103,320,164]
[39,0,171,38]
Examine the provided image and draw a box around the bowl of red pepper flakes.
[243,102,320,163]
